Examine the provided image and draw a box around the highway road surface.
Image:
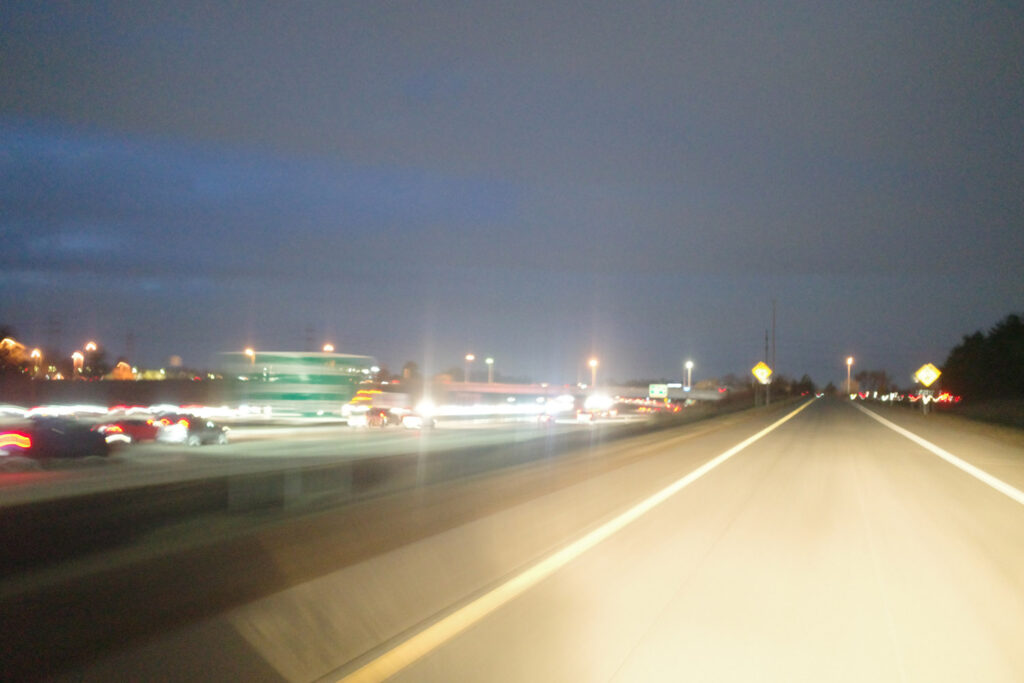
[0,419,601,505]
[8,398,1024,681]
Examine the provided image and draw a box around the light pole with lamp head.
[846,356,854,396]
[588,357,599,387]
[464,353,475,382]
[485,357,494,383]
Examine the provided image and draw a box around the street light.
[244,347,255,365]
[485,357,494,384]
[322,343,335,352]
[85,341,98,352]
[846,356,854,396]
[464,353,475,382]
[588,357,599,387]
[72,351,84,377]
[685,360,694,390]
[30,348,41,377]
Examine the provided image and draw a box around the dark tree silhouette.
[942,313,1024,399]
[0,325,29,375]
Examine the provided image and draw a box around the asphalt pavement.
[17,398,1024,682]
[382,399,1024,682]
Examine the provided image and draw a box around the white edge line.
[855,404,1024,506]
[337,399,817,682]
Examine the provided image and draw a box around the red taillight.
[178,419,190,428]
[0,432,32,449]
[106,425,124,433]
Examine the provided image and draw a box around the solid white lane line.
[855,404,1024,506]
[335,400,817,682]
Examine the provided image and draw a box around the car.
[399,412,436,430]
[347,406,394,428]
[0,418,109,459]
[93,417,159,444]
[576,410,595,424]
[155,415,229,446]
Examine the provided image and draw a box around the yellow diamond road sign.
[914,363,941,387]
[751,361,773,384]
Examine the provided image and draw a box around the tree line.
[941,313,1024,400]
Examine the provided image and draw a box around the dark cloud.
[1,1,1021,384]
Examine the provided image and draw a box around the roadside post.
[914,363,941,415]
[751,362,773,406]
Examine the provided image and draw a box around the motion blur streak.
[0,433,32,449]
[336,399,817,682]
[855,404,1024,506]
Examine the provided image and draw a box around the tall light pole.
[245,347,255,366]
[588,357,598,387]
[685,360,694,390]
[322,343,335,353]
[464,353,475,382]
[846,356,854,396]
[485,357,494,384]
[85,341,98,352]
[72,351,84,378]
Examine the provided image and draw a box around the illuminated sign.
[648,384,668,398]
[914,363,941,387]
[751,362,773,384]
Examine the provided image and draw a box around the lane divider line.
[335,399,817,682]
[855,404,1024,506]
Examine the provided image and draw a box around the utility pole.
[764,328,770,406]
[769,299,776,405]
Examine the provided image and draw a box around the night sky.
[2,2,1022,387]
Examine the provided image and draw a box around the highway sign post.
[751,362,773,406]
[914,363,941,414]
